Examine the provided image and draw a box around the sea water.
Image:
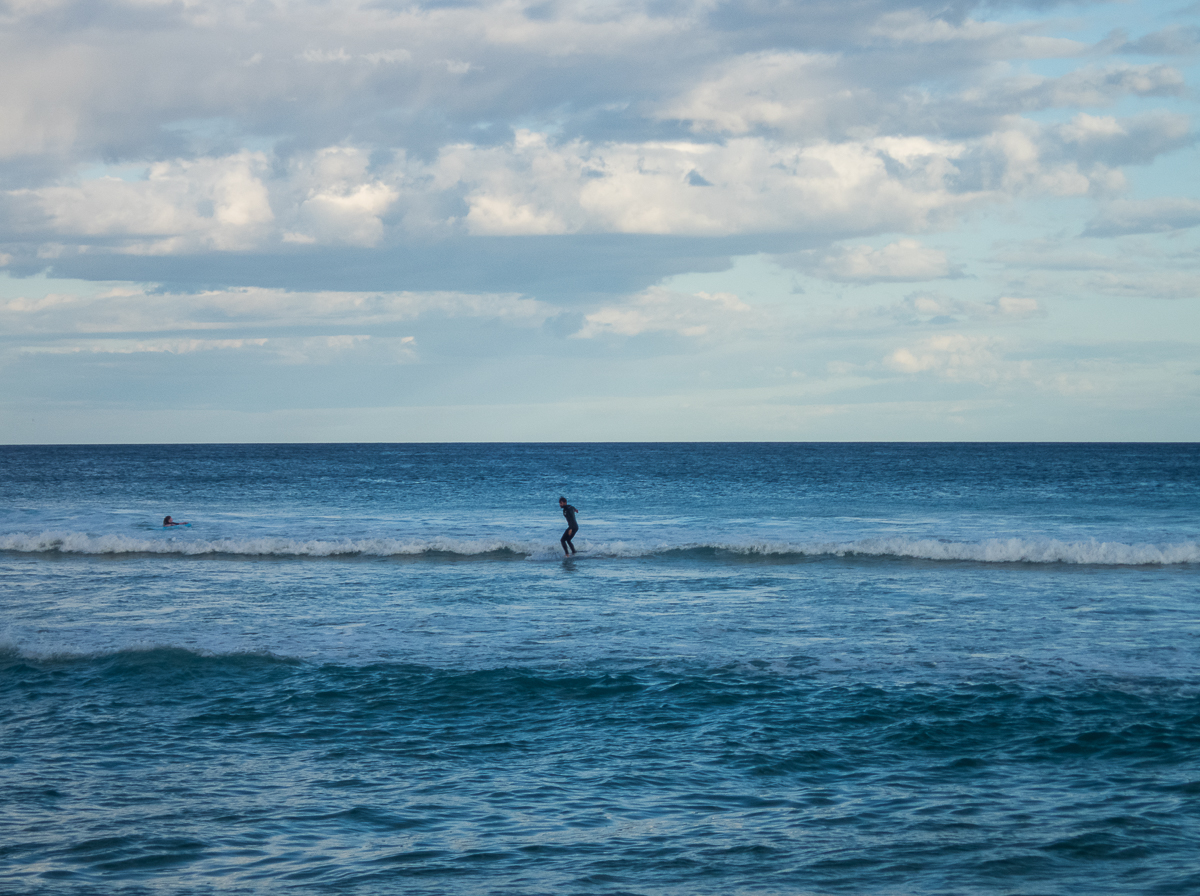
[1,443,1197,895]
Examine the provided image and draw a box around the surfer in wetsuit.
[163,516,187,527]
[559,497,578,556]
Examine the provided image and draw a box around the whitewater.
[3,530,1198,565]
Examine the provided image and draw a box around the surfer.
[163,516,187,527]
[559,497,578,556]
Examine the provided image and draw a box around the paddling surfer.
[163,516,187,527]
[559,497,579,556]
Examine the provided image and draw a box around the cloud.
[573,287,752,339]
[892,293,1042,322]
[867,9,1087,58]
[1052,111,1193,168]
[7,133,996,248]
[0,285,552,337]
[451,131,985,236]
[885,334,1015,382]
[1115,25,1200,56]
[657,50,1183,145]
[991,238,1130,272]
[16,100,1186,262]
[655,50,868,138]
[280,147,399,246]
[796,291,1044,340]
[1083,198,1200,237]
[997,64,1186,111]
[787,239,957,282]
[12,152,275,253]
[0,0,1194,283]
[1086,271,1200,300]
[14,334,418,365]
[19,337,272,355]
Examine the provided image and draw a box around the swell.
[5,648,1199,893]
[5,646,1198,764]
[3,530,1198,566]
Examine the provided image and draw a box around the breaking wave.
[2,531,1197,566]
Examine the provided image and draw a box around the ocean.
[1,443,1198,895]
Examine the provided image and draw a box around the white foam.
[711,537,1200,566]
[2,531,1197,565]
[0,531,539,558]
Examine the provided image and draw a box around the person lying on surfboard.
[559,497,579,556]
[163,516,188,527]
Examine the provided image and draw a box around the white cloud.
[281,146,398,247]
[441,131,996,237]
[14,152,274,253]
[268,335,417,365]
[892,294,1043,322]
[13,146,397,252]
[0,285,552,337]
[0,0,1198,443]
[17,109,1177,253]
[574,287,752,339]
[15,334,418,365]
[656,50,859,138]
[21,337,271,355]
[0,1,1192,260]
[885,334,1015,382]
[799,239,955,282]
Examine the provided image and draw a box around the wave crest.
[712,537,1200,566]
[1,531,1197,565]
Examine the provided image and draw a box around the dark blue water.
[2,444,1198,894]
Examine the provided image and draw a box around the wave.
[0,531,537,559]
[2,531,1198,565]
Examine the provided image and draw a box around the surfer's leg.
[562,528,572,555]
[566,527,578,554]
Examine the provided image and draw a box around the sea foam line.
[0,532,536,558]
[708,537,1200,566]
[1,531,1198,565]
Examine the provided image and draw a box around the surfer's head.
[558,496,567,506]
[164,516,172,525]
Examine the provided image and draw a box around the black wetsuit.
[561,504,578,555]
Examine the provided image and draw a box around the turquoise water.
[2,443,1198,894]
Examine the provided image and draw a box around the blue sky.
[1,0,1198,442]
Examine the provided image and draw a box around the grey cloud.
[0,0,1194,293]
[705,0,996,52]
[22,234,812,303]
[0,0,1147,181]
[1005,65,1185,109]
[1052,111,1193,167]
[914,65,1187,141]
[1,1,710,169]
[1083,198,1200,236]
[941,112,1197,197]
[660,51,1183,146]
[1116,25,1200,56]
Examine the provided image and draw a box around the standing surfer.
[559,496,579,556]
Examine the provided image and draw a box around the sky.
[1,0,1198,443]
